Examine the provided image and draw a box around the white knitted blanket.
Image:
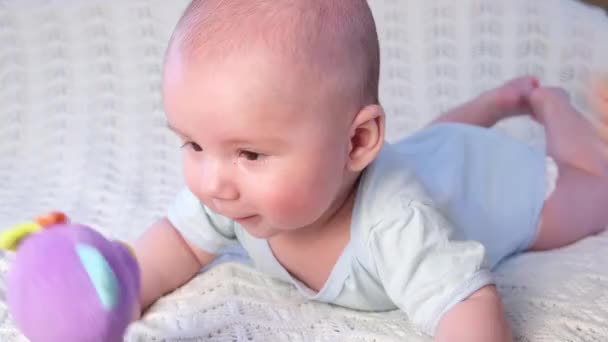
[1,0,608,341]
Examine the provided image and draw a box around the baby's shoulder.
[351,144,441,252]
[355,140,435,216]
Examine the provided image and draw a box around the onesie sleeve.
[167,188,238,255]
[368,199,494,336]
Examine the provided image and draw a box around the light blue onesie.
[167,122,547,335]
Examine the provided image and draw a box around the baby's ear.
[347,104,385,172]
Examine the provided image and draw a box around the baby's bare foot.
[480,76,539,121]
[528,87,571,124]
[530,86,608,176]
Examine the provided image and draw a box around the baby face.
[163,53,353,238]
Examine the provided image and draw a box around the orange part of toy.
[35,212,69,227]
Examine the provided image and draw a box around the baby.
[134,0,608,341]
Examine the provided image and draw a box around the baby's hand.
[434,286,512,342]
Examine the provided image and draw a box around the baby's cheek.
[182,157,204,199]
[263,179,333,226]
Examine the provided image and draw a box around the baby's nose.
[199,160,240,201]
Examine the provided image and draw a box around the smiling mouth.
[233,215,259,224]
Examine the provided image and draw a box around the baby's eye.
[239,150,264,161]
[181,141,203,152]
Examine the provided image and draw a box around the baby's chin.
[242,226,280,239]
[237,217,292,239]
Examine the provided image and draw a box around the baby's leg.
[531,88,608,176]
[528,87,608,250]
[591,76,608,143]
[429,76,538,127]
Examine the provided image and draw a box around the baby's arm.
[435,285,512,342]
[370,199,511,340]
[134,217,216,312]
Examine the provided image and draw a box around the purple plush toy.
[0,213,140,342]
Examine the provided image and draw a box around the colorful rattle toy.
[0,212,140,342]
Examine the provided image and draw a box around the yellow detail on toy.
[0,222,43,251]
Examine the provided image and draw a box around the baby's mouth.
[233,215,260,225]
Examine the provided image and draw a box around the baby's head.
[163,0,384,237]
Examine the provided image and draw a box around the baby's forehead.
[164,53,329,128]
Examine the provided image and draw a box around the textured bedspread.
[1,0,608,340]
